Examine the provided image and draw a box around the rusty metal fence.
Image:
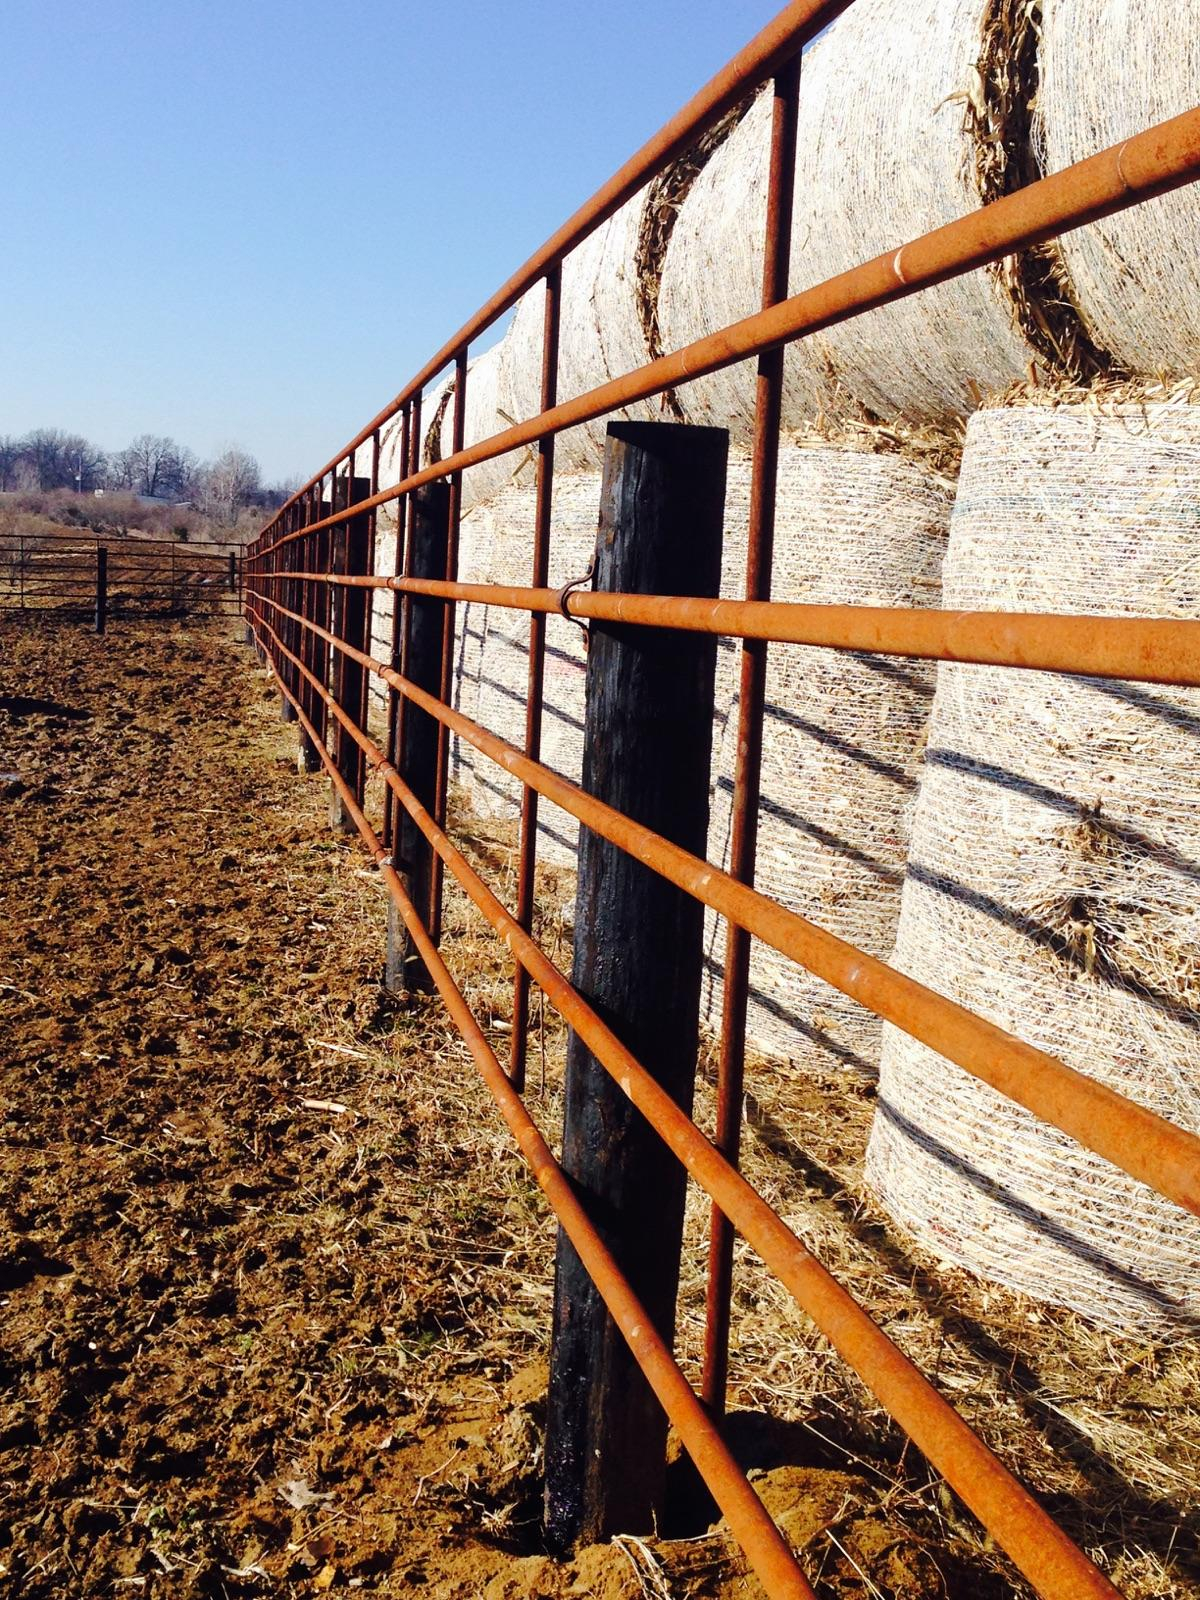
[0,530,243,626]
[242,3,1200,1595]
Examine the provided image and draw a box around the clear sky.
[1,1,780,484]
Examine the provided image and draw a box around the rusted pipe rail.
[248,598,1122,1600]
[272,573,1200,687]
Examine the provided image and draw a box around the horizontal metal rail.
[248,598,1123,1600]
[248,607,820,1600]
[250,102,1200,558]
[252,587,1200,1222]
[271,571,1200,687]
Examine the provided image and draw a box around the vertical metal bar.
[702,54,801,1417]
[383,403,413,853]
[429,350,467,942]
[279,506,298,723]
[510,265,562,1091]
[367,429,381,661]
[392,393,423,847]
[328,463,350,756]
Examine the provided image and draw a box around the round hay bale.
[1037,0,1200,376]
[867,396,1200,1336]
[658,0,1054,440]
[700,434,954,1074]
[460,474,599,866]
[421,346,534,513]
[447,491,501,793]
[499,191,662,476]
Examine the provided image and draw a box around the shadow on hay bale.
[867,393,1200,1338]
[691,432,956,1077]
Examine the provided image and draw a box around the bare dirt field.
[1,613,1196,1598]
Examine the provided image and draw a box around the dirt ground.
[1,613,1196,1599]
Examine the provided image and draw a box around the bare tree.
[118,434,200,499]
[200,447,261,523]
[18,429,106,492]
[0,437,23,492]
[163,443,198,500]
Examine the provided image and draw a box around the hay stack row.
[377,0,1200,514]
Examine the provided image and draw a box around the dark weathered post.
[385,481,451,995]
[279,519,298,722]
[295,502,322,774]
[95,546,108,635]
[383,397,420,856]
[313,489,332,752]
[329,474,372,830]
[544,421,728,1550]
[227,550,237,592]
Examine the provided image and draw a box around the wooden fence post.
[385,481,451,995]
[279,509,299,723]
[310,483,332,753]
[329,474,372,831]
[95,547,107,635]
[296,498,323,773]
[544,421,728,1549]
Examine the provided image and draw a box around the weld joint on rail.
[1114,137,1134,193]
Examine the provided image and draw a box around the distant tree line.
[0,428,296,522]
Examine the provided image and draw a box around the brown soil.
[1,614,1194,1599]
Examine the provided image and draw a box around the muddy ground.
[1,613,1195,1598]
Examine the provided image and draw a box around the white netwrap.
[499,190,662,476]
[868,399,1200,1336]
[1037,0,1200,376]
[699,441,952,1075]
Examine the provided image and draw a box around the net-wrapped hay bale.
[867,398,1200,1336]
[500,192,661,476]
[368,502,398,721]
[658,0,1050,440]
[462,474,599,866]
[700,436,953,1074]
[447,493,497,790]
[421,346,533,513]
[1038,0,1200,376]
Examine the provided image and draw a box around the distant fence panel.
[0,530,244,623]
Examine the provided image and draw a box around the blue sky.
[1,2,779,483]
